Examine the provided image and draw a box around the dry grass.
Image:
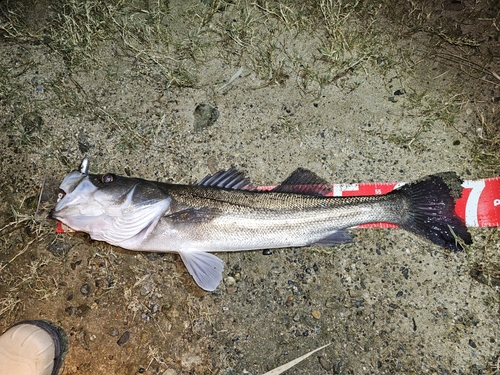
[0,0,499,372]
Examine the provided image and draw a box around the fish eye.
[57,189,66,203]
[101,174,114,184]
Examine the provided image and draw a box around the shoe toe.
[0,320,68,375]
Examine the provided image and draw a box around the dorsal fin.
[272,168,331,196]
[196,168,255,190]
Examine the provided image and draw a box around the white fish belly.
[138,202,388,253]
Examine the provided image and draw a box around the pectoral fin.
[99,198,171,246]
[179,251,224,291]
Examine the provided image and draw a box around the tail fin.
[395,172,472,252]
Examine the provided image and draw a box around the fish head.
[51,158,171,247]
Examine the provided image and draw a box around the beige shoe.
[0,320,68,375]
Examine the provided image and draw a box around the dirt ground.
[0,0,499,374]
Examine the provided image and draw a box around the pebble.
[400,266,409,279]
[318,356,332,371]
[224,276,236,286]
[65,304,90,317]
[325,297,340,309]
[78,131,92,153]
[311,310,321,319]
[95,278,109,289]
[109,328,119,337]
[193,103,219,132]
[140,281,153,296]
[45,241,73,257]
[80,283,91,295]
[117,331,130,346]
[21,111,43,134]
[150,303,159,314]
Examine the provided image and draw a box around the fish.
[51,158,472,291]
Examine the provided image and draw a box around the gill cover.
[53,158,172,249]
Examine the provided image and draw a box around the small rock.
[311,310,321,319]
[46,241,73,257]
[70,260,82,270]
[150,303,159,314]
[318,356,332,371]
[117,331,130,346]
[65,306,78,316]
[354,300,364,308]
[65,304,90,317]
[21,112,43,135]
[76,329,90,350]
[80,283,91,295]
[193,104,219,132]
[226,286,238,294]
[78,131,93,153]
[224,276,236,286]
[140,281,153,296]
[325,298,338,308]
[95,278,108,289]
[109,328,119,337]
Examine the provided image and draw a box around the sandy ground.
[1,0,499,374]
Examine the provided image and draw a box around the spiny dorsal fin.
[272,168,331,196]
[196,168,254,190]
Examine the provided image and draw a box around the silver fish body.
[52,158,471,291]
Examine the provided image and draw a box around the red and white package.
[331,177,500,228]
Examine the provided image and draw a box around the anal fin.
[179,251,224,291]
[312,229,353,246]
